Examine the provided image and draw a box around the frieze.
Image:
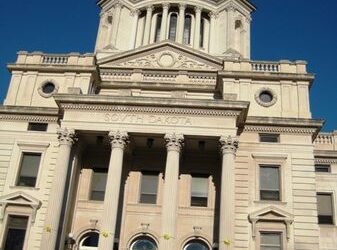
[244,126,317,135]
[0,114,58,122]
[315,158,337,164]
[60,104,240,117]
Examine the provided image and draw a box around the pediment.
[0,191,41,208]
[97,41,223,71]
[249,206,293,222]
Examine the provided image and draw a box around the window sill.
[9,186,40,191]
[254,200,287,205]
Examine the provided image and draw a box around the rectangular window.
[315,164,331,173]
[90,169,108,201]
[140,172,159,204]
[260,165,280,201]
[260,232,282,250]
[317,193,334,224]
[17,152,41,187]
[191,175,209,207]
[4,215,29,250]
[259,134,280,143]
[27,122,48,132]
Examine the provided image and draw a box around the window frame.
[89,168,108,202]
[190,174,209,207]
[168,12,178,41]
[139,171,159,205]
[16,152,42,188]
[317,192,335,225]
[258,231,284,250]
[259,133,280,143]
[252,153,287,203]
[314,164,331,173]
[11,141,49,189]
[259,165,281,201]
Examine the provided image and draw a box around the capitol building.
[0,0,336,249]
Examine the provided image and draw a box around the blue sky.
[0,0,336,131]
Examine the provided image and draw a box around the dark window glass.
[90,168,108,201]
[42,82,55,94]
[199,18,205,48]
[259,91,273,103]
[131,237,157,250]
[259,134,280,143]
[315,164,331,173]
[17,153,41,187]
[260,166,280,201]
[260,232,282,250]
[155,14,162,42]
[317,193,334,224]
[191,175,209,207]
[183,15,192,45]
[28,122,48,132]
[4,216,29,250]
[168,13,178,41]
[184,240,210,250]
[140,172,159,204]
[82,232,99,246]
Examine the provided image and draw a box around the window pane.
[185,240,210,250]
[317,193,333,224]
[315,164,331,173]
[90,170,107,201]
[140,173,158,204]
[199,18,205,48]
[28,122,48,131]
[260,166,280,190]
[17,153,41,187]
[155,14,162,42]
[191,176,208,207]
[132,237,157,250]
[4,216,28,250]
[260,134,279,143]
[183,15,192,44]
[169,14,177,41]
[260,232,282,250]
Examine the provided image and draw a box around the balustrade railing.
[315,133,333,144]
[42,55,69,64]
[251,62,280,72]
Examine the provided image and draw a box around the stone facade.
[0,0,336,250]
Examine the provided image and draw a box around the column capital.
[130,9,140,16]
[179,3,186,10]
[162,3,170,10]
[114,1,123,9]
[146,5,154,12]
[109,131,129,149]
[57,128,77,145]
[219,136,238,155]
[226,4,235,12]
[194,6,202,13]
[208,11,219,19]
[164,133,184,152]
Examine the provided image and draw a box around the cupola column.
[177,4,186,43]
[226,5,235,51]
[40,128,77,250]
[98,131,129,250]
[160,3,170,41]
[208,12,217,53]
[143,5,154,45]
[130,9,140,49]
[193,6,202,49]
[219,136,239,250]
[160,133,184,250]
[111,2,122,48]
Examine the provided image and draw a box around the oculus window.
[260,165,280,201]
[140,172,159,204]
[317,193,334,224]
[17,152,41,187]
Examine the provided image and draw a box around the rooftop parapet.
[314,131,337,151]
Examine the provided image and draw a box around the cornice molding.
[244,125,317,135]
[315,158,337,164]
[0,114,58,122]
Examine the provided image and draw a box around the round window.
[184,240,210,250]
[42,82,56,94]
[259,90,273,103]
[131,237,157,250]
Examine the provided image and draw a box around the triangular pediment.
[249,206,293,223]
[0,191,41,208]
[97,41,223,71]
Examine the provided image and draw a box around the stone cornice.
[314,150,337,160]
[0,105,59,122]
[7,64,97,74]
[315,158,337,164]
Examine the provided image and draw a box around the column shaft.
[160,4,170,41]
[111,3,122,48]
[193,7,202,49]
[177,4,186,43]
[40,128,76,250]
[130,10,140,49]
[219,136,238,250]
[208,12,216,53]
[98,131,129,250]
[143,6,153,45]
[160,133,184,250]
[227,5,235,50]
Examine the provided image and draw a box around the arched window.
[79,232,99,250]
[131,236,158,250]
[184,240,210,250]
[199,18,205,48]
[168,13,178,41]
[155,14,162,42]
[183,15,192,45]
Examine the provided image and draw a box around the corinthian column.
[160,133,184,250]
[193,6,202,49]
[143,5,154,45]
[111,2,122,48]
[208,12,217,53]
[98,131,129,250]
[160,3,170,41]
[130,9,140,49]
[40,128,77,250]
[218,136,238,250]
[177,4,186,43]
